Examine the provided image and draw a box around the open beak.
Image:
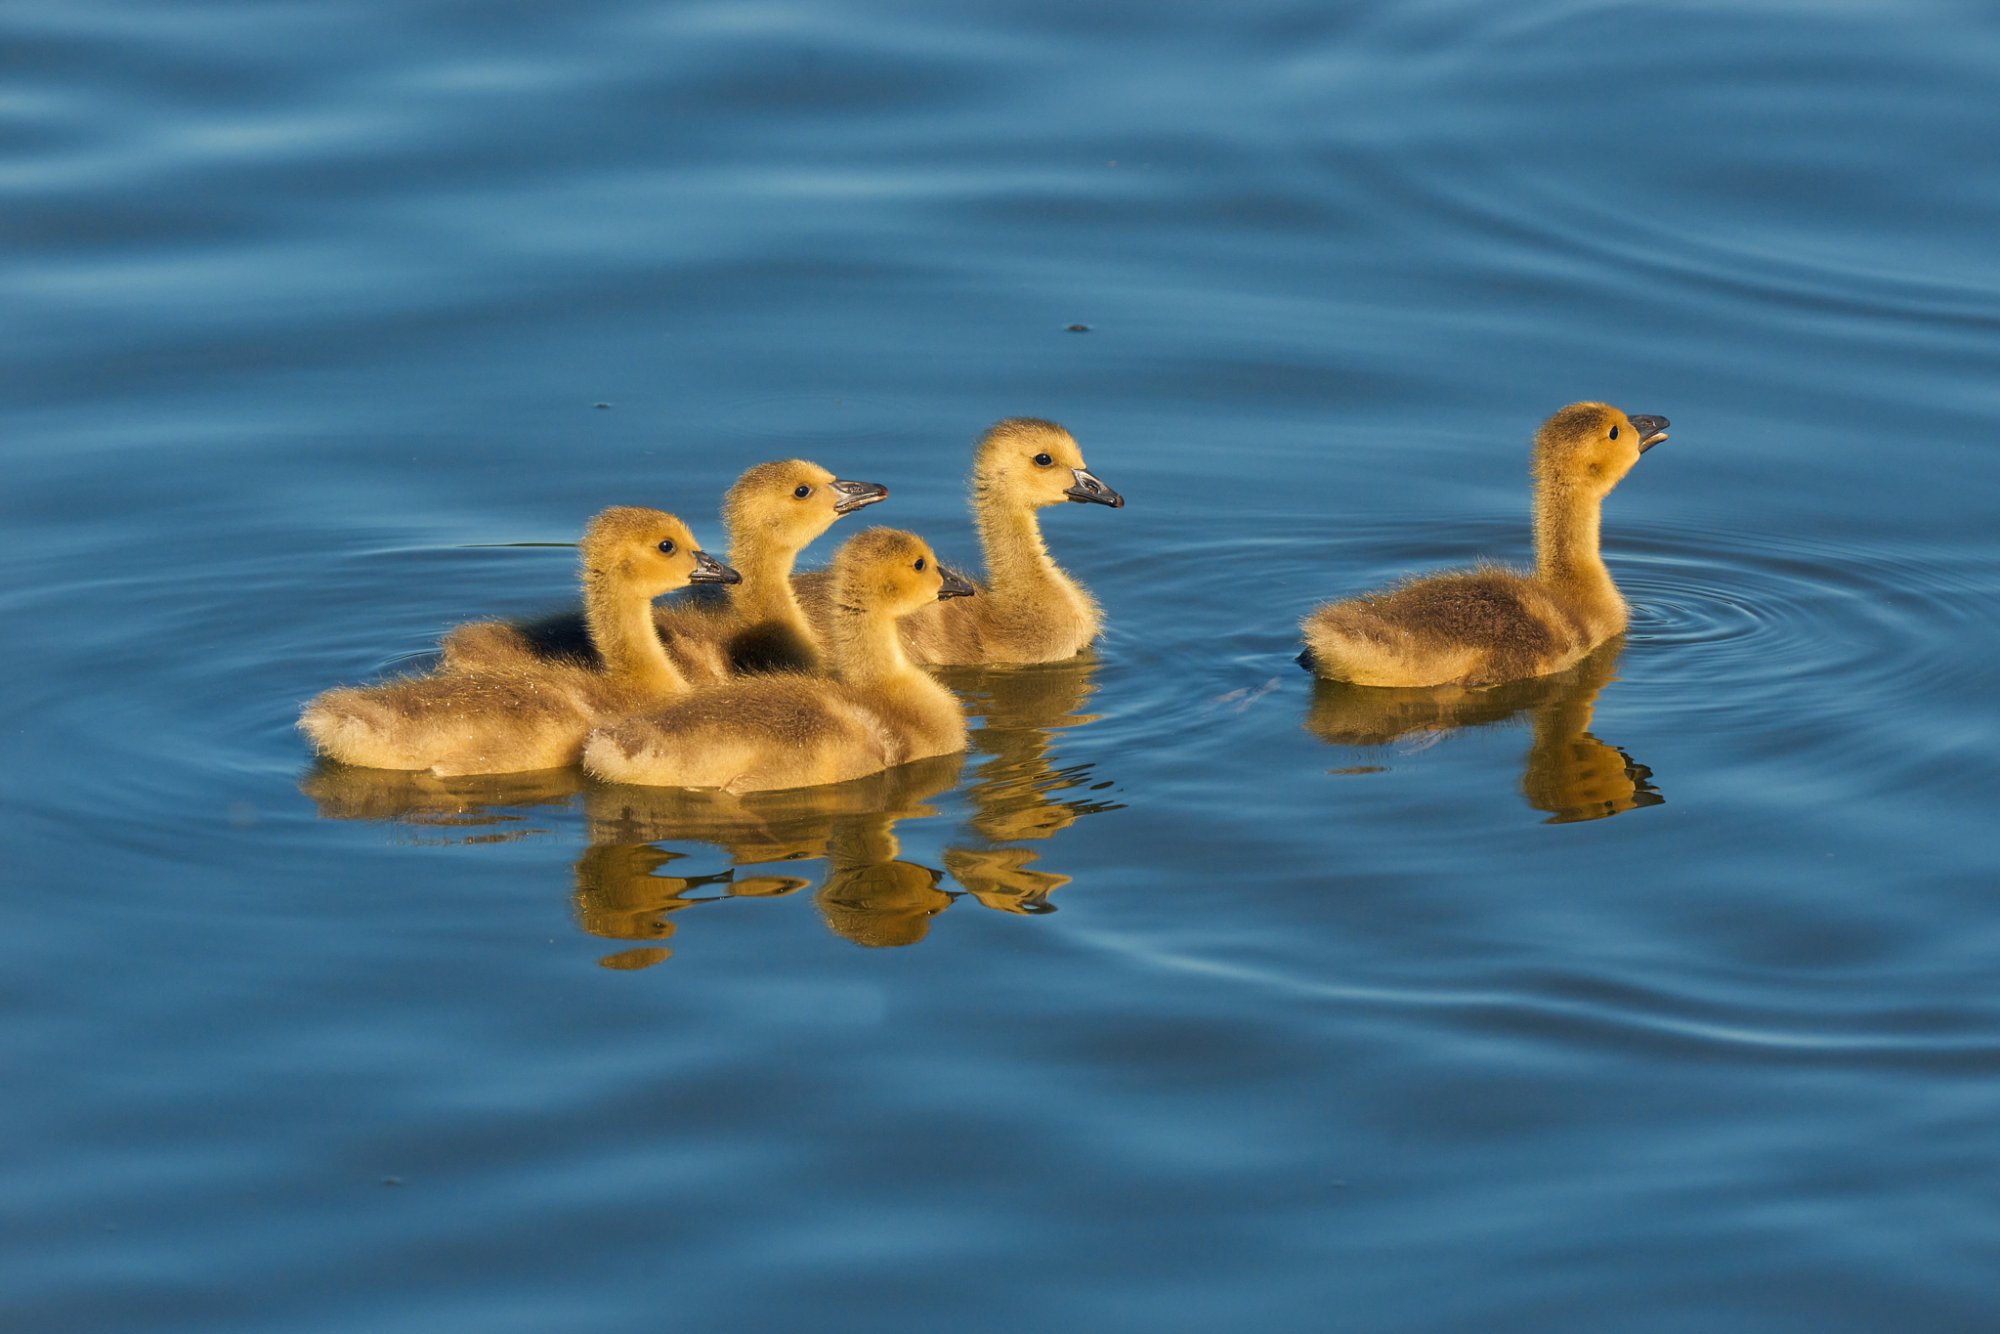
[689,549,741,585]
[935,565,976,599]
[1629,414,1670,454]
[829,478,890,514]
[1064,467,1124,508]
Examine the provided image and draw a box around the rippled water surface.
[7,1,2000,1329]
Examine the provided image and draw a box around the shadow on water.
[299,656,1119,963]
[1304,640,1663,825]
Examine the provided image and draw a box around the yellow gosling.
[441,459,885,679]
[583,528,973,793]
[299,508,738,775]
[797,418,1122,665]
[1300,402,1670,688]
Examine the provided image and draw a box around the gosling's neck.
[729,525,812,631]
[972,482,1070,601]
[1533,479,1624,626]
[827,599,919,687]
[583,567,689,694]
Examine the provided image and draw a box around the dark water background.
[6,1,1999,1329]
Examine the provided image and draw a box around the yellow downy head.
[970,418,1123,510]
[723,459,889,555]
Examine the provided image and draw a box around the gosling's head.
[970,418,1124,510]
[580,506,740,599]
[723,459,889,554]
[1533,402,1670,497]
[832,527,976,617]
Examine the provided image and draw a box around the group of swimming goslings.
[300,402,1670,793]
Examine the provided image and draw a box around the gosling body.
[797,418,1122,665]
[1301,403,1670,688]
[300,508,736,775]
[584,528,974,793]
[441,460,885,678]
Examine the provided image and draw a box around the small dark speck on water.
[381,1177,403,1187]
[1065,323,1091,332]
[592,402,611,410]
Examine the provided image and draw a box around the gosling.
[442,460,886,678]
[796,418,1122,665]
[1300,402,1670,688]
[583,528,974,793]
[299,508,738,775]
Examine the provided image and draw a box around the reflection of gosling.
[1305,641,1662,824]
[798,419,1122,665]
[570,844,808,943]
[442,460,886,678]
[940,657,1115,843]
[299,508,737,775]
[944,847,1069,915]
[584,528,974,792]
[817,860,950,948]
[298,761,581,835]
[1301,403,1670,687]
[582,751,962,861]
[1517,649,1663,825]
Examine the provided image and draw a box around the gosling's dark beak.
[689,549,741,585]
[936,565,976,599]
[1629,414,1670,453]
[1064,466,1124,508]
[829,478,890,514]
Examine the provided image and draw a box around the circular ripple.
[1615,519,1998,712]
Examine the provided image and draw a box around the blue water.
[6,1,2000,1329]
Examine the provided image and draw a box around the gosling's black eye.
[1609,426,1619,440]
[793,484,812,499]
[914,557,926,572]
[657,539,676,555]
[1033,453,1053,467]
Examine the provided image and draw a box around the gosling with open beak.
[1629,415,1670,454]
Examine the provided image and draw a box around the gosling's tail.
[1298,606,1479,689]
[298,689,407,768]
[438,620,541,674]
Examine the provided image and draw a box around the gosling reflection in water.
[299,762,584,841]
[298,656,1118,959]
[937,655,1121,913]
[1304,640,1662,824]
[576,753,962,958]
[570,843,813,966]
[814,786,957,949]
